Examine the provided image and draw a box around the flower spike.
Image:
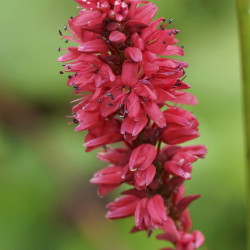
[58,1,207,249]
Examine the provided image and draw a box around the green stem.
[236,0,250,249]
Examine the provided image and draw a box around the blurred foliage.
[0,0,246,249]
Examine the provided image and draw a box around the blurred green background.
[0,0,246,249]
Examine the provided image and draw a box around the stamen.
[72,83,79,90]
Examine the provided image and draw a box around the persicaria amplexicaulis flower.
[58,0,207,249]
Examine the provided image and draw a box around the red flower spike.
[58,1,207,249]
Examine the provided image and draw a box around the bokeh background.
[0,0,247,249]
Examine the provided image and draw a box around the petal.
[121,61,138,86]
[75,110,100,131]
[134,82,157,100]
[78,39,108,53]
[176,195,200,212]
[97,184,120,197]
[164,161,191,180]
[193,231,205,248]
[125,47,143,62]
[121,115,148,136]
[133,3,158,25]
[134,198,148,227]
[109,31,126,43]
[127,91,141,118]
[57,47,80,62]
[158,217,180,242]
[125,20,148,32]
[129,144,157,171]
[147,195,167,226]
[84,133,122,151]
[134,164,156,189]
[90,166,123,185]
[178,145,208,159]
[142,61,159,76]
[106,195,140,219]
[143,101,166,128]
[161,127,199,145]
[172,92,198,106]
[73,11,106,27]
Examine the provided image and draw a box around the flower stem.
[236,0,250,248]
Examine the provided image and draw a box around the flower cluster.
[58,1,207,249]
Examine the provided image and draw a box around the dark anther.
[68,75,72,79]
[161,27,164,31]
[174,30,179,34]
[175,80,182,87]
[59,71,64,74]
[73,119,79,124]
[181,45,184,49]
[98,99,101,103]
[147,229,153,238]
[163,18,166,22]
[106,92,112,96]
[65,40,69,43]
[119,104,123,109]
[70,16,73,19]
[169,31,171,36]
[110,95,115,100]
[169,19,174,24]
[72,83,79,90]
[64,25,67,31]
[68,66,71,69]
[163,41,166,44]
[59,30,62,36]
[57,46,61,51]
[62,64,66,66]
[75,73,78,76]
[108,103,113,107]
[125,110,129,114]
